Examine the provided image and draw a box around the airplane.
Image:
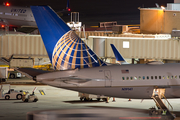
[14,5,179,118]
[56,0,71,17]
[110,44,165,65]
[0,0,70,31]
[0,4,36,28]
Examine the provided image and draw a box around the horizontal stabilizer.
[16,68,50,80]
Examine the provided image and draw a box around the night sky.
[4,0,174,27]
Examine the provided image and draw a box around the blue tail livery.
[66,0,70,11]
[110,44,128,64]
[31,6,107,70]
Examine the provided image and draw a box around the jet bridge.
[151,89,175,119]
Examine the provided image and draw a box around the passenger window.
[151,76,153,79]
[127,77,129,80]
[171,76,173,79]
[163,76,165,79]
[122,77,125,80]
[139,76,141,80]
[143,76,145,80]
[147,76,149,80]
[5,13,12,15]
[155,76,157,79]
[134,76,137,80]
[159,76,161,79]
[167,76,169,79]
[175,75,177,79]
[130,77,133,80]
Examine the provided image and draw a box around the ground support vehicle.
[78,92,108,101]
[8,70,22,79]
[0,84,27,100]
[22,92,38,102]
[22,87,38,102]
[0,67,8,82]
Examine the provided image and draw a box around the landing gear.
[97,98,100,101]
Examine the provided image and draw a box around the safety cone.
[112,97,115,102]
[106,97,109,103]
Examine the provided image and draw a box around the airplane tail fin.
[31,6,106,70]
[110,44,128,64]
[66,0,70,10]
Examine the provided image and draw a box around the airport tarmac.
[1,78,180,120]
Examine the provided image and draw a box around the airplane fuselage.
[37,63,180,99]
[0,5,36,27]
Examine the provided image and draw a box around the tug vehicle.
[22,87,38,102]
[0,84,27,100]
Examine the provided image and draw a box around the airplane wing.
[56,76,91,85]
[36,73,105,85]
[37,75,93,85]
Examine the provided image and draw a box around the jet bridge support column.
[5,25,9,34]
[93,38,105,57]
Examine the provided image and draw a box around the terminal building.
[140,0,180,35]
[1,0,180,68]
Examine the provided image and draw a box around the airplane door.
[104,70,112,87]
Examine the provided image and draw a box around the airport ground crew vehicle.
[0,84,27,100]
[79,92,108,101]
[22,87,38,102]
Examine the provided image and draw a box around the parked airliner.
[27,5,180,99]
[13,6,179,118]
[0,5,36,27]
[0,0,70,28]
